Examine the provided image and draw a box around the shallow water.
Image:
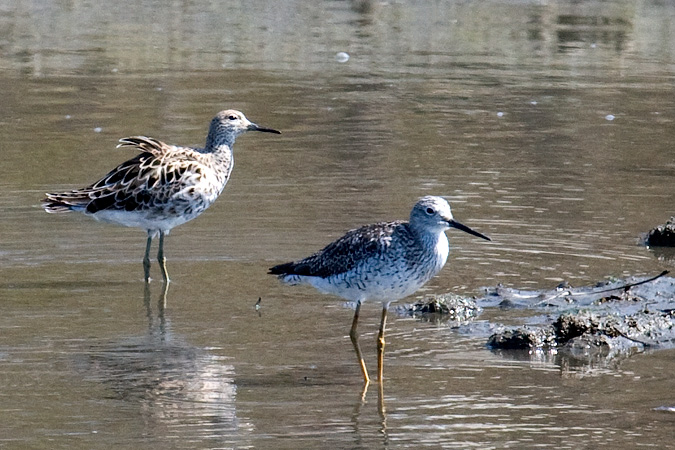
[1,1,674,448]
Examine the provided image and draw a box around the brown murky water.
[1,1,674,448]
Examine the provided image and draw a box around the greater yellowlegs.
[43,110,280,282]
[269,196,490,384]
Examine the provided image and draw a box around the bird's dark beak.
[449,219,491,241]
[248,123,281,134]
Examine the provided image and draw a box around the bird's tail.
[268,262,306,285]
[268,261,296,276]
[42,191,90,213]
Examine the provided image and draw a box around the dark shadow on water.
[72,282,251,445]
[649,247,675,266]
[490,346,640,378]
[143,281,168,337]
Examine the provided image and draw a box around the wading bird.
[269,196,490,384]
[43,110,280,282]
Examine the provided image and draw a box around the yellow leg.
[349,300,370,385]
[157,231,170,283]
[377,302,389,383]
[143,235,153,282]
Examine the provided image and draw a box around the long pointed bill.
[248,123,281,134]
[449,219,491,241]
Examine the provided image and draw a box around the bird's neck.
[204,125,236,153]
[201,128,234,173]
[414,227,450,267]
[435,232,450,267]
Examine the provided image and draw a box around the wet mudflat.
[1,1,674,449]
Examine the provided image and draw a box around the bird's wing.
[269,221,408,278]
[44,151,201,215]
[84,153,162,214]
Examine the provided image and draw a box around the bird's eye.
[228,115,237,121]
[425,207,435,215]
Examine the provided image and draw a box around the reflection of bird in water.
[270,196,490,385]
[43,110,280,282]
[73,283,250,443]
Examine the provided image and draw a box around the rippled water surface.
[1,1,674,448]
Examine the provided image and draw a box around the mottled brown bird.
[44,110,280,282]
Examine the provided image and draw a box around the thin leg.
[349,300,370,385]
[157,231,170,283]
[377,302,389,383]
[143,235,153,282]
[359,381,369,403]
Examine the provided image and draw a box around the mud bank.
[484,273,674,356]
[397,293,480,323]
[487,308,674,353]
[401,273,675,359]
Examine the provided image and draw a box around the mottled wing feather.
[270,221,408,278]
[43,136,170,213]
[43,149,205,215]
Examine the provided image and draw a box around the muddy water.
[1,1,674,448]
